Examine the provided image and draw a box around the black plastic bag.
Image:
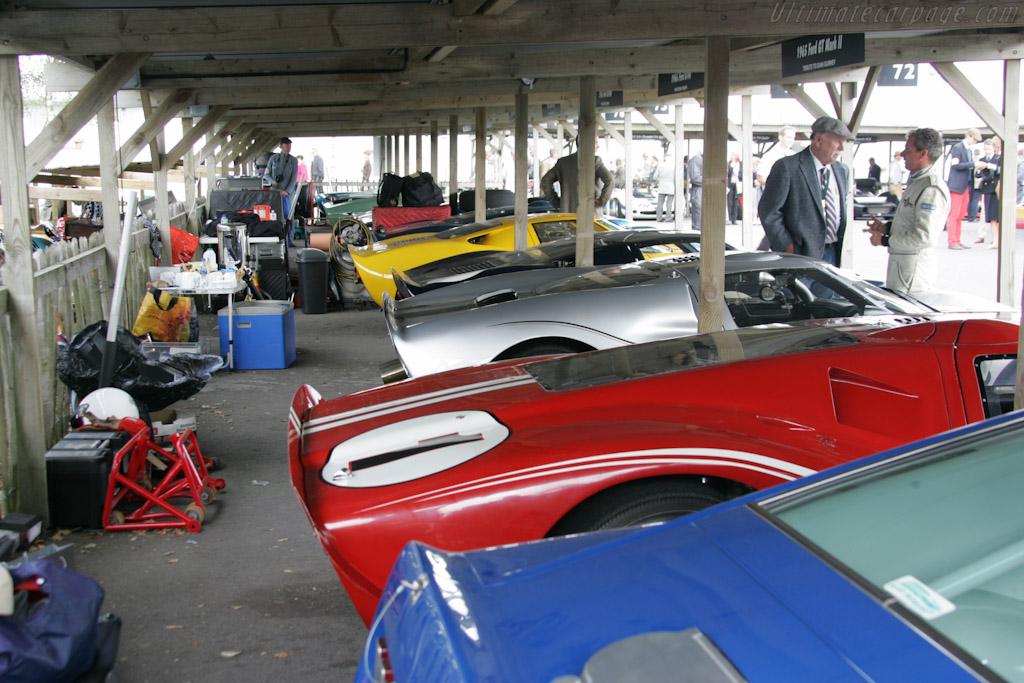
[377,173,404,207]
[401,172,444,207]
[57,321,223,412]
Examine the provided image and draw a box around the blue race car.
[359,405,1024,682]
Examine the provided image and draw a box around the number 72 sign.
[879,63,918,86]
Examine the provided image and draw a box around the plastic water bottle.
[201,248,216,287]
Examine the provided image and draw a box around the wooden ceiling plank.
[25,53,151,177]
[3,3,1022,55]
[141,45,706,90]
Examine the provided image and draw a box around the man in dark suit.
[944,127,981,250]
[758,116,855,267]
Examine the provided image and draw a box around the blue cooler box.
[218,300,296,369]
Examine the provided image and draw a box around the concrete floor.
[64,304,391,682]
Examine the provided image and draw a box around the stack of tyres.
[45,430,131,528]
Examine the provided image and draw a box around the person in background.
[866,128,949,295]
[758,116,854,267]
[361,150,372,188]
[751,155,764,218]
[263,137,298,219]
[966,140,985,224]
[540,139,614,215]
[687,152,703,230]
[656,154,675,222]
[756,125,797,185]
[539,149,557,180]
[727,152,742,225]
[296,155,309,184]
[1017,146,1024,205]
[613,158,626,188]
[944,127,981,250]
[867,157,881,183]
[974,137,1002,249]
[888,152,905,199]
[311,148,326,195]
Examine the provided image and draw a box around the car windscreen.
[723,266,934,327]
[533,261,663,295]
[527,325,859,391]
[764,418,1024,682]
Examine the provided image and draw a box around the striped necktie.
[821,166,839,243]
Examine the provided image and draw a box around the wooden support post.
[416,131,423,172]
[182,116,198,234]
[0,55,49,521]
[514,91,529,251]
[449,114,458,206]
[25,53,151,179]
[741,94,755,248]
[624,112,633,220]
[141,92,172,265]
[839,82,857,268]
[698,37,729,334]
[576,76,596,267]
[97,100,120,312]
[475,108,487,219]
[430,120,439,181]
[1000,59,1019,308]
[404,132,410,176]
[673,103,685,232]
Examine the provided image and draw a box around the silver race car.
[382,251,942,381]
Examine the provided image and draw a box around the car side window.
[977,356,1016,418]
[534,220,578,243]
[595,244,631,265]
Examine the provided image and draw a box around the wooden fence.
[0,219,158,515]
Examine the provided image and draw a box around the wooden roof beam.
[117,88,195,173]
[162,104,232,168]
[25,53,151,177]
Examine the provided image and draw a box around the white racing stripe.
[322,448,819,527]
[303,375,536,436]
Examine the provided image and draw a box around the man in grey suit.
[758,116,855,267]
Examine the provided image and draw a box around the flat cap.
[811,116,855,141]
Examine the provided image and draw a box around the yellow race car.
[349,212,619,306]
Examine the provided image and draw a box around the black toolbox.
[45,430,131,529]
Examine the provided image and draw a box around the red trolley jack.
[102,417,226,533]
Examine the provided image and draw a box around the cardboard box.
[218,300,296,369]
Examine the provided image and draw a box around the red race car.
[288,317,1018,624]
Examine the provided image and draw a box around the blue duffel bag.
[0,560,105,682]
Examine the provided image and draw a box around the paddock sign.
[781,34,865,78]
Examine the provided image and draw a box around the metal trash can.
[295,248,330,314]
